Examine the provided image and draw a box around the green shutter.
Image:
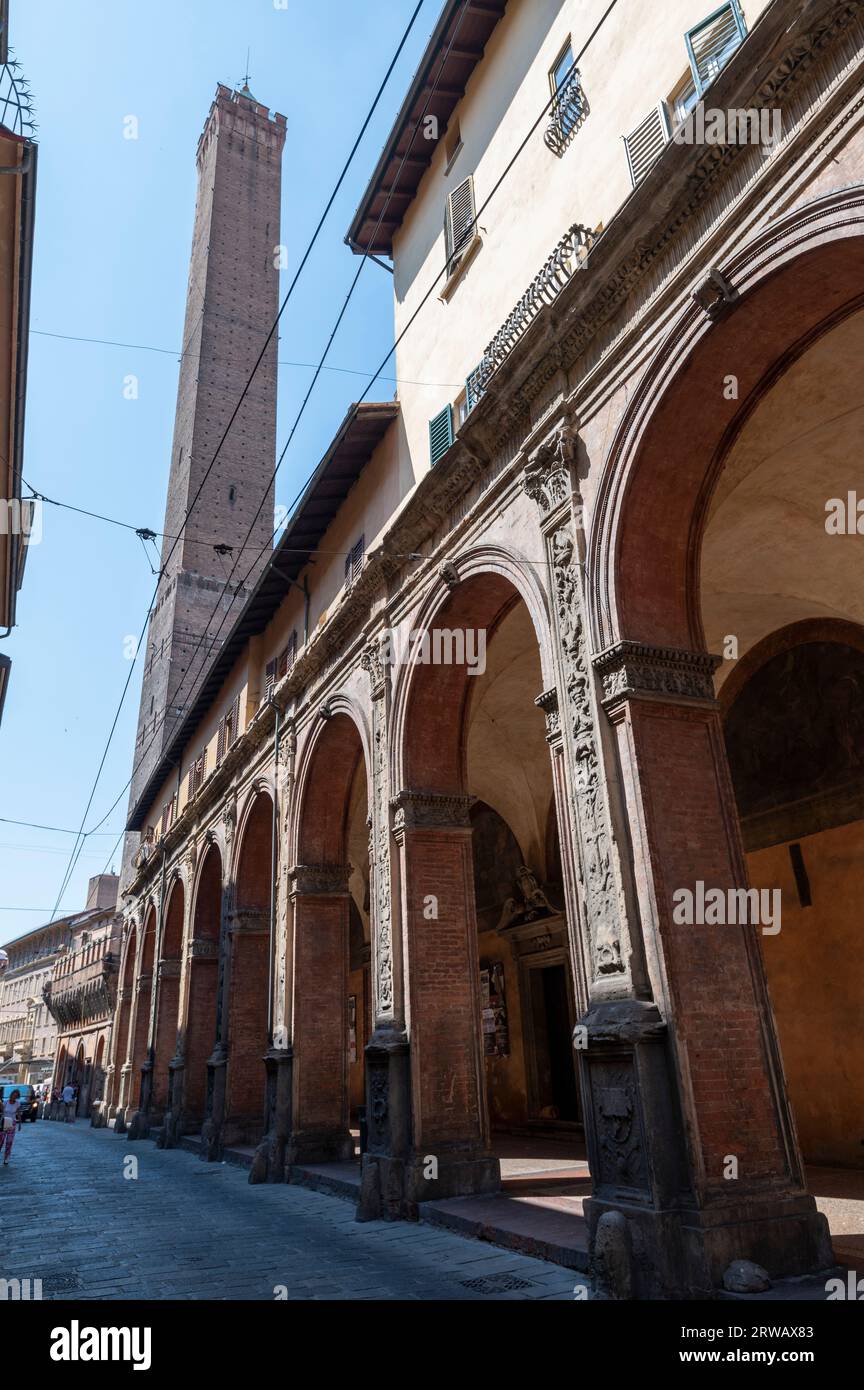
[429,405,454,466]
[685,2,747,98]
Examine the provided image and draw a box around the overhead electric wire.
[41,0,428,922]
[40,0,622,920]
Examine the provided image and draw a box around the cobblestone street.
[0,1120,580,1301]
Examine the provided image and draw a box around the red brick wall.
[293,896,349,1134]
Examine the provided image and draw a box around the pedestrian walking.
[62,1081,76,1123]
[2,1089,21,1164]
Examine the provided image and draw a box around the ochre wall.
[749,818,864,1169]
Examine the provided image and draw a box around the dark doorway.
[530,963,579,1122]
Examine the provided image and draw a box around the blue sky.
[0,0,438,943]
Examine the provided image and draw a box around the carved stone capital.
[187,937,218,960]
[157,958,182,980]
[361,637,389,697]
[692,266,739,320]
[595,641,721,709]
[522,421,578,517]
[535,687,561,743]
[135,972,153,995]
[391,790,472,832]
[289,863,350,897]
[227,908,269,935]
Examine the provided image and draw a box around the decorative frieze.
[596,641,722,709]
[187,938,218,960]
[522,423,577,517]
[226,908,269,935]
[390,790,472,832]
[157,958,182,980]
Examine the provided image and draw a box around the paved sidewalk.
[0,1119,582,1301]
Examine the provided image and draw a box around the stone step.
[419,1192,590,1272]
[288,1161,362,1201]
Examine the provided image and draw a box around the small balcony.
[544,67,587,158]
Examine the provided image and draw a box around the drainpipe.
[266,702,281,1047]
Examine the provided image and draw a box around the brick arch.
[390,556,554,795]
[152,878,185,1116]
[223,791,273,1145]
[288,710,368,1165]
[113,922,137,1088]
[591,187,864,652]
[183,842,222,1129]
[129,904,157,1110]
[293,709,367,866]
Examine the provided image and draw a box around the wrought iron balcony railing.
[465,221,595,413]
[544,67,587,157]
[0,52,35,137]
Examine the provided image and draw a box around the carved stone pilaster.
[361,638,395,1021]
[523,421,630,987]
[289,864,350,897]
[390,790,472,834]
[596,641,722,710]
[222,801,237,852]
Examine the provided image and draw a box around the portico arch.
[288,706,370,1166]
[583,195,864,1290]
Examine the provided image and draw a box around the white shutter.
[445,176,476,270]
[623,103,671,188]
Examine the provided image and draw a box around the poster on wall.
[480,961,509,1057]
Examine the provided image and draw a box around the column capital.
[534,687,561,744]
[390,790,472,833]
[288,863,350,897]
[595,641,721,711]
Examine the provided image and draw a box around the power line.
[66,2,479,859]
[44,0,429,920]
[29,328,463,390]
[52,0,622,899]
[0,817,119,836]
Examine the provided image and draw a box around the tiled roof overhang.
[127,401,399,831]
[346,0,507,258]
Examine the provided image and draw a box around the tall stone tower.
[125,84,286,843]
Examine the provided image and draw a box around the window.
[545,40,584,154]
[276,631,297,680]
[345,535,365,588]
[465,364,486,415]
[444,175,477,277]
[216,696,241,759]
[264,658,277,701]
[624,103,672,187]
[685,2,747,98]
[444,120,462,173]
[187,747,207,799]
[429,405,454,467]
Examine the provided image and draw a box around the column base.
[586,1190,834,1300]
[286,1128,355,1168]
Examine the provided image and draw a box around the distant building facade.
[44,874,122,1118]
[106,0,864,1299]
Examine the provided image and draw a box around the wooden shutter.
[287,631,297,668]
[216,717,226,762]
[429,404,454,466]
[228,695,240,748]
[624,103,671,187]
[445,175,476,270]
[345,537,364,587]
[685,2,747,98]
[265,658,276,700]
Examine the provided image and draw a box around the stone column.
[201,821,234,1162]
[591,639,832,1295]
[157,863,195,1150]
[391,790,498,1209]
[122,970,153,1136]
[522,414,831,1295]
[285,864,354,1166]
[357,637,410,1220]
[251,730,296,1185]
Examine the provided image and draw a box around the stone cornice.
[390,791,472,832]
[288,864,350,897]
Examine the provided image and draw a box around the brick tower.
[125,84,286,843]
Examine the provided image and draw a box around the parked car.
[0,1082,39,1122]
